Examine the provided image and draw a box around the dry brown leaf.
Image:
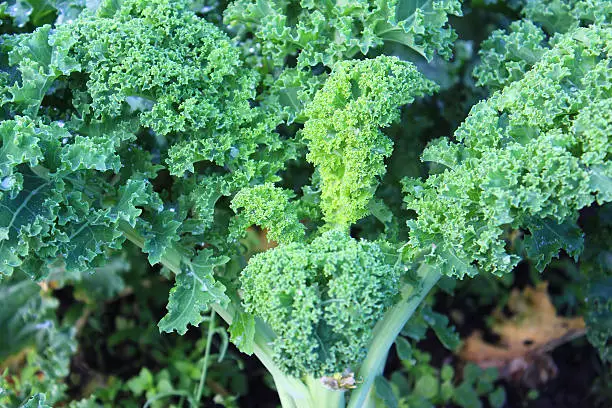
[245,226,278,252]
[255,228,278,251]
[459,282,585,387]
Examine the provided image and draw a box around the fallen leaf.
[458,282,585,387]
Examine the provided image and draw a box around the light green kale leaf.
[522,0,612,34]
[303,56,437,228]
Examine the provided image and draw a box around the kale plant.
[0,0,609,407]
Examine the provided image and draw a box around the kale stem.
[305,376,345,407]
[347,264,441,408]
[195,310,216,404]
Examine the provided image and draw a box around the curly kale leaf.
[230,183,305,244]
[1,24,79,117]
[0,116,167,279]
[224,0,462,69]
[474,20,547,91]
[240,230,401,377]
[63,0,256,134]
[404,25,612,278]
[54,0,294,186]
[54,0,286,179]
[303,56,437,228]
[0,171,158,279]
[474,0,612,90]
[0,0,289,288]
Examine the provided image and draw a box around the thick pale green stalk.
[306,376,345,407]
[273,376,344,408]
[347,265,441,408]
